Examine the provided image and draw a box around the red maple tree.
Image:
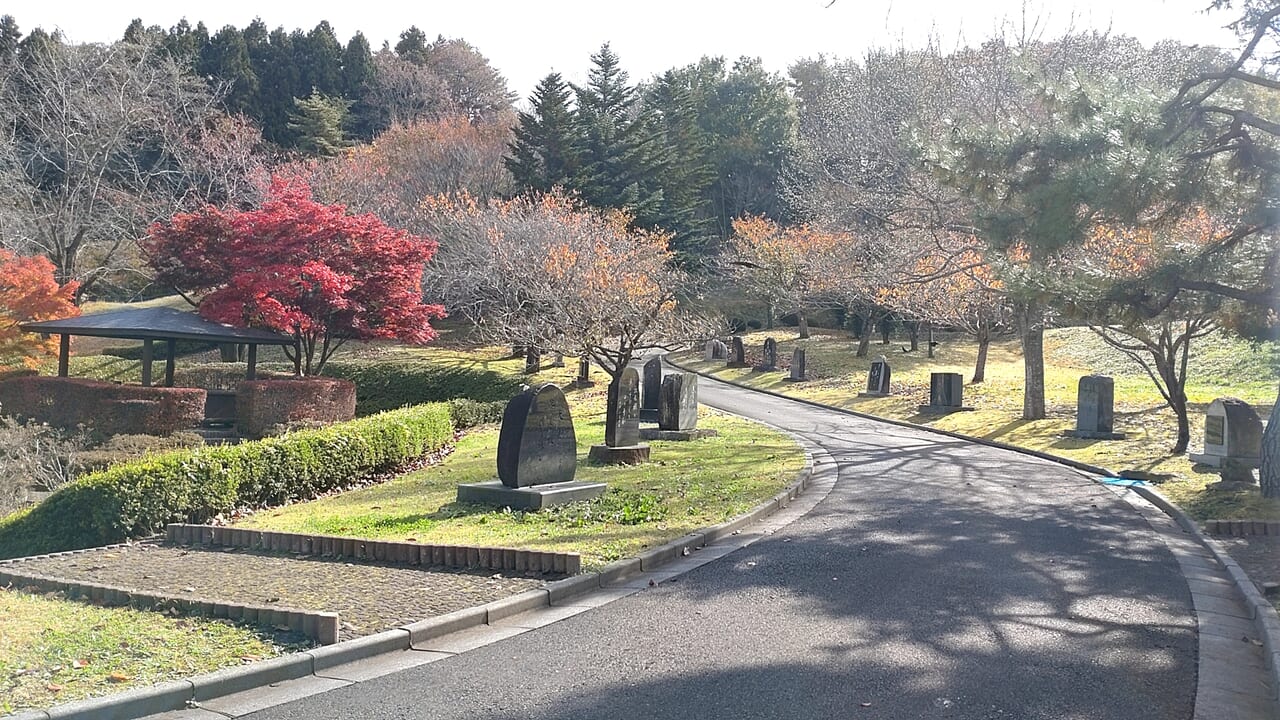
[146,177,444,375]
[0,251,80,369]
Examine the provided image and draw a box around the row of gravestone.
[457,359,710,510]
[706,337,808,382]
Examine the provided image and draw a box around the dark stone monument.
[640,357,662,422]
[641,373,718,441]
[1191,398,1263,470]
[858,355,891,397]
[918,372,973,413]
[1065,375,1125,440]
[787,347,807,381]
[727,336,748,367]
[589,367,650,464]
[457,384,605,510]
[575,357,594,387]
[758,338,778,371]
[550,352,565,368]
[523,346,540,374]
[713,340,728,360]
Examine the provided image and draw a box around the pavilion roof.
[20,308,294,345]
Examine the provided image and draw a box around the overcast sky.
[12,0,1244,98]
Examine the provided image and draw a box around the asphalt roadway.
[244,373,1196,720]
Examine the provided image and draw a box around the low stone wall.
[0,376,206,436]
[236,377,356,438]
[166,524,582,575]
[1203,519,1280,537]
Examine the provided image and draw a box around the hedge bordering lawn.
[0,403,454,560]
[319,360,524,415]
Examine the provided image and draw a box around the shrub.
[0,417,86,516]
[318,360,523,415]
[172,363,285,391]
[446,398,506,428]
[0,377,206,436]
[102,340,215,361]
[72,432,204,475]
[236,377,357,439]
[0,403,454,559]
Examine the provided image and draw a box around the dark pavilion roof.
[20,308,294,345]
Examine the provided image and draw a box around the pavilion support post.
[164,339,176,387]
[57,335,70,377]
[141,339,154,387]
[246,344,258,381]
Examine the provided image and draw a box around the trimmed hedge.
[236,377,357,439]
[318,360,524,416]
[0,376,206,436]
[0,403,454,560]
[446,398,507,428]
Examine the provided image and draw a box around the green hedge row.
[319,360,524,415]
[0,403,455,560]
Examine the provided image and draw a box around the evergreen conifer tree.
[506,72,580,193]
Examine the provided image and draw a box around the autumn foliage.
[146,177,445,375]
[0,251,80,369]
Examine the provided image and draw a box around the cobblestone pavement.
[9,542,549,641]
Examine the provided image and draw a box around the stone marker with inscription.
[918,372,973,413]
[727,336,748,367]
[1065,375,1125,440]
[704,340,719,361]
[858,355,891,397]
[787,347,807,381]
[640,356,662,422]
[758,338,778,371]
[641,373,718,441]
[457,384,605,510]
[576,357,594,387]
[1190,397,1263,470]
[589,367,650,464]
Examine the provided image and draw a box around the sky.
[12,0,1245,99]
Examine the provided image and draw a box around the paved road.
[245,373,1196,720]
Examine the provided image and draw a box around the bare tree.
[0,37,256,300]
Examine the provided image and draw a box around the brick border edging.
[164,524,582,576]
[1203,519,1280,537]
[667,353,1280,715]
[7,415,818,720]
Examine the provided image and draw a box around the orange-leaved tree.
[0,250,80,369]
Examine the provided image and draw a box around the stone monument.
[575,357,594,387]
[640,357,662,422]
[1065,375,1125,440]
[589,367,650,464]
[787,347,807,381]
[704,340,719,361]
[758,338,778,371]
[1190,397,1263,470]
[918,372,973,413]
[641,373,718,441]
[858,355,891,397]
[456,384,605,510]
[523,346,540,374]
[726,336,748,367]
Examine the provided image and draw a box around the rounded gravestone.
[497,384,577,488]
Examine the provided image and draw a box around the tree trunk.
[1018,300,1046,420]
[973,331,990,384]
[1170,392,1191,455]
[856,312,874,358]
[880,317,891,345]
[927,322,935,358]
[798,311,810,339]
[1260,383,1279,498]
[908,322,919,352]
[766,302,775,330]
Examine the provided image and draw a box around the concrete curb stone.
[307,628,410,672]
[190,654,314,702]
[43,681,194,720]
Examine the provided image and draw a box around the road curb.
[669,353,1280,714]
[8,414,817,720]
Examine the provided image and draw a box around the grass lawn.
[676,326,1280,521]
[0,587,301,713]
[240,355,806,570]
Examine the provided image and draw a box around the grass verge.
[677,326,1279,521]
[0,587,303,713]
[240,359,806,570]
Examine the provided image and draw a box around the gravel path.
[1219,535,1280,609]
[10,542,547,641]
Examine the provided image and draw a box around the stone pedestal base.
[456,480,607,510]
[725,362,750,368]
[782,377,807,383]
[571,379,596,388]
[1064,430,1127,440]
[1190,452,1260,469]
[916,405,975,414]
[857,392,889,398]
[639,428,720,442]
[588,443,650,465]
[639,408,659,423]
[753,365,777,372]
